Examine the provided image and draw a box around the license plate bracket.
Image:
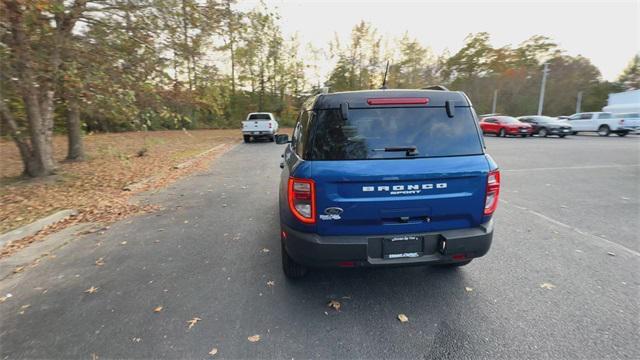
[382,236,423,259]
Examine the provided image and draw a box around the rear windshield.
[309,107,483,160]
[248,114,271,120]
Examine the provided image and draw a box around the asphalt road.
[1,134,639,359]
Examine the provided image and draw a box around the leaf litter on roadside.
[208,347,218,356]
[84,286,99,294]
[327,299,341,311]
[153,306,163,313]
[540,282,556,290]
[186,317,201,329]
[247,334,261,342]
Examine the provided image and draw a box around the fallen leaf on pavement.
[465,287,474,292]
[607,252,616,256]
[327,299,341,311]
[153,306,163,313]
[20,304,30,310]
[261,248,270,253]
[540,282,556,290]
[0,293,13,303]
[266,280,275,287]
[95,257,105,266]
[247,335,260,342]
[397,313,409,322]
[84,286,99,294]
[13,266,24,273]
[187,317,201,329]
[120,241,127,245]
[208,347,218,356]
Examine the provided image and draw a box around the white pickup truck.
[241,112,279,142]
[566,112,630,136]
[614,113,640,134]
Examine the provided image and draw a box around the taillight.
[619,119,625,125]
[288,177,316,224]
[484,170,500,215]
[268,122,272,128]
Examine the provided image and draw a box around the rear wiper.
[373,146,419,156]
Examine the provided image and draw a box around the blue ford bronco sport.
[275,89,499,278]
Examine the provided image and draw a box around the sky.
[235,0,639,82]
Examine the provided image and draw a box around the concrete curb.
[0,209,78,247]
[123,144,228,191]
[173,143,227,169]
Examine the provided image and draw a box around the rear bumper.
[282,220,494,268]
[242,131,275,136]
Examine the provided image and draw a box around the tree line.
[1,2,639,178]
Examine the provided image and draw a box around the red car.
[480,116,533,137]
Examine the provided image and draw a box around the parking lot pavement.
[0,135,638,359]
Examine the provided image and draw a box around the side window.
[290,111,304,152]
[569,114,581,120]
[599,113,612,119]
[580,113,593,120]
[484,118,495,123]
[295,111,312,159]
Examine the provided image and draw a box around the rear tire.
[520,134,527,138]
[282,242,308,278]
[617,132,628,137]
[572,131,578,135]
[538,128,549,137]
[598,125,611,136]
[434,260,472,268]
[269,135,275,142]
[243,135,251,143]
[559,134,566,138]
[498,129,506,137]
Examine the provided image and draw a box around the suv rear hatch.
[306,105,489,236]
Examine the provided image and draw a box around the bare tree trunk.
[66,100,85,161]
[0,99,41,176]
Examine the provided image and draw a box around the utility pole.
[576,91,583,113]
[537,63,549,115]
[491,89,498,114]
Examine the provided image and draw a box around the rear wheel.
[520,134,527,138]
[559,134,567,138]
[617,131,628,137]
[538,128,549,137]
[243,135,251,143]
[282,242,308,278]
[269,135,275,142]
[598,125,611,136]
[498,129,506,137]
[571,131,578,135]
[434,260,472,268]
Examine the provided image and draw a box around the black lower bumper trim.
[282,221,493,268]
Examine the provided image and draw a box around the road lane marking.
[500,199,640,257]
[502,164,640,173]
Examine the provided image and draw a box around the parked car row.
[480,111,639,138]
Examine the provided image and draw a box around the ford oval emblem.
[324,207,343,216]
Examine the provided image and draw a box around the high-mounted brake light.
[367,97,429,105]
[484,169,500,215]
[288,177,316,224]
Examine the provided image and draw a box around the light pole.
[576,91,583,113]
[537,63,549,115]
[491,89,498,114]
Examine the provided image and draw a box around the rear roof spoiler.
[422,85,449,91]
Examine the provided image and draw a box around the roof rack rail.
[422,85,449,91]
